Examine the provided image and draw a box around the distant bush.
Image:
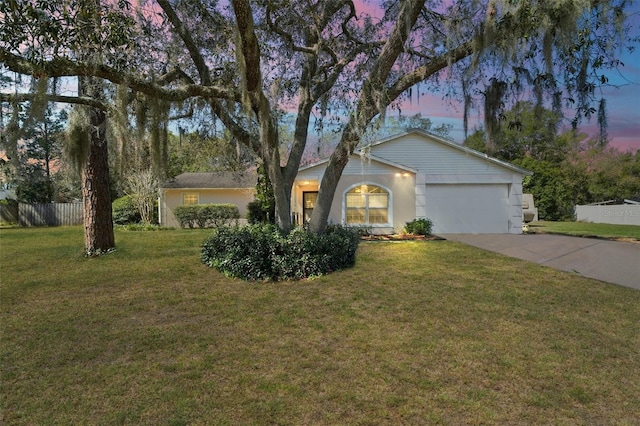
[404,217,433,235]
[116,224,172,231]
[174,204,240,229]
[112,195,141,225]
[0,199,18,224]
[201,224,360,281]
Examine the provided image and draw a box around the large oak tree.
[1,0,634,236]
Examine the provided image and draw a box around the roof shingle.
[162,171,257,189]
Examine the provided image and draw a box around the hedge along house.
[293,130,532,234]
[160,171,257,228]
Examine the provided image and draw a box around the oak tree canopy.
[1,0,634,236]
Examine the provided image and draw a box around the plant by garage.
[404,218,434,235]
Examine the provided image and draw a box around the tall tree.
[1,0,634,234]
[0,102,67,203]
[73,0,116,254]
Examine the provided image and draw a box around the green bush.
[173,205,198,228]
[404,217,433,235]
[201,224,360,281]
[202,204,241,227]
[116,223,171,231]
[246,199,274,224]
[174,204,240,229]
[112,195,141,225]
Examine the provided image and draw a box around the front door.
[303,191,318,223]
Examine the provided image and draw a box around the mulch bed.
[360,234,445,241]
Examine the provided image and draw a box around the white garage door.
[425,184,509,233]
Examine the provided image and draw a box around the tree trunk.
[308,0,425,234]
[260,110,292,233]
[308,123,361,234]
[80,77,115,256]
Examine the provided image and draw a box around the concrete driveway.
[442,234,640,290]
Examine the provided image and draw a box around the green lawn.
[529,220,640,240]
[2,227,639,424]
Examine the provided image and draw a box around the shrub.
[203,204,240,227]
[173,205,198,228]
[112,195,141,225]
[344,224,372,237]
[116,223,172,231]
[0,199,18,224]
[201,224,360,281]
[404,217,433,235]
[201,224,280,280]
[174,204,240,229]
[246,199,274,224]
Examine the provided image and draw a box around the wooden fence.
[8,203,84,227]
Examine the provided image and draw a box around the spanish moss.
[64,106,91,174]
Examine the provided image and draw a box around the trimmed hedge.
[404,217,433,235]
[201,224,360,281]
[173,204,240,229]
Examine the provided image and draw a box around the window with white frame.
[345,184,389,225]
[182,192,199,205]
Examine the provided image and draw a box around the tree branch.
[156,0,213,86]
[208,100,259,154]
[0,92,109,111]
[387,39,475,101]
[0,49,240,103]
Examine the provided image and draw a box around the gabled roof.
[162,171,257,189]
[298,129,532,176]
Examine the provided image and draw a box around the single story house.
[160,171,257,228]
[160,130,532,233]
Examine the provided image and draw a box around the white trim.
[352,153,418,173]
[424,173,516,184]
[342,181,393,228]
[298,154,417,174]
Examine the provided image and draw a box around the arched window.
[345,184,389,225]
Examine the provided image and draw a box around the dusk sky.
[368,2,640,152]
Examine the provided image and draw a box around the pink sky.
[357,1,640,152]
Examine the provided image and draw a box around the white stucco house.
[160,130,532,233]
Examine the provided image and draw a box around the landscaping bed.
[360,233,445,241]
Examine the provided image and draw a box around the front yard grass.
[2,226,639,424]
[529,220,640,241]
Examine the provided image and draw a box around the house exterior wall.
[294,159,415,233]
[369,135,526,234]
[369,133,508,175]
[334,173,416,234]
[295,132,528,234]
[161,188,255,227]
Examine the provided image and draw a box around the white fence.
[575,205,640,226]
